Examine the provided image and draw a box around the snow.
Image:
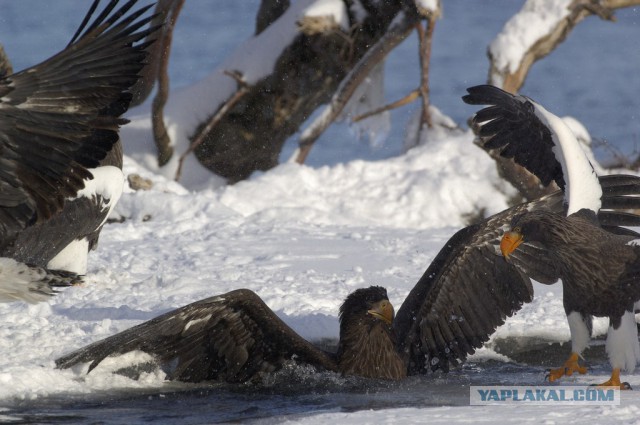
[489,0,572,78]
[1,0,640,423]
[303,0,349,31]
[125,0,319,187]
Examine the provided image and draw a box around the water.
[0,339,611,424]
[0,362,563,424]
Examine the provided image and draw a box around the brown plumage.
[502,208,640,388]
[0,0,157,301]
[504,209,640,325]
[56,175,640,383]
[465,84,640,388]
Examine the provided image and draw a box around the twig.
[352,89,420,123]
[417,16,437,129]
[174,71,250,181]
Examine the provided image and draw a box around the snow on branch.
[489,0,640,93]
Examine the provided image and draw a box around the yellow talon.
[591,368,632,390]
[546,352,587,382]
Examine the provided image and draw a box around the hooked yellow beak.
[367,299,394,325]
[500,230,524,259]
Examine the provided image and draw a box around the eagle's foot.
[590,368,632,390]
[546,352,587,382]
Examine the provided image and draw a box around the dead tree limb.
[294,10,419,164]
[416,4,440,130]
[489,0,640,93]
[188,0,422,183]
[352,90,420,123]
[150,0,185,167]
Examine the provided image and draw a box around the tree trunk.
[190,0,419,184]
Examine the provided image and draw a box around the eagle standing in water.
[464,84,640,389]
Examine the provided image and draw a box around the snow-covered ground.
[1,0,640,423]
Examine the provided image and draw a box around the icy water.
[0,363,582,424]
[0,340,613,424]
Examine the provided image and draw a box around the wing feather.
[396,174,640,374]
[56,289,337,383]
[463,85,562,188]
[0,0,154,245]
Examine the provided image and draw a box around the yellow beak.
[367,299,394,325]
[500,230,524,259]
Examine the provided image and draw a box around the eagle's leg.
[547,352,587,382]
[591,368,632,390]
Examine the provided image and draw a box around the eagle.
[56,175,640,383]
[464,84,640,389]
[0,0,156,302]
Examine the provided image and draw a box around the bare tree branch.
[352,89,420,123]
[490,0,640,93]
[416,7,440,130]
[294,11,419,164]
[150,0,185,167]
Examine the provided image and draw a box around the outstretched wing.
[462,84,601,214]
[462,84,562,188]
[56,289,338,383]
[395,174,640,374]
[0,0,155,245]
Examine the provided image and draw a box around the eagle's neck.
[337,317,406,380]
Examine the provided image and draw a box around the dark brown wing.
[0,0,155,246]
[56,289,338,383]
[462,85,564,189]
[394,174,640,374]
[394,200,537,374]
